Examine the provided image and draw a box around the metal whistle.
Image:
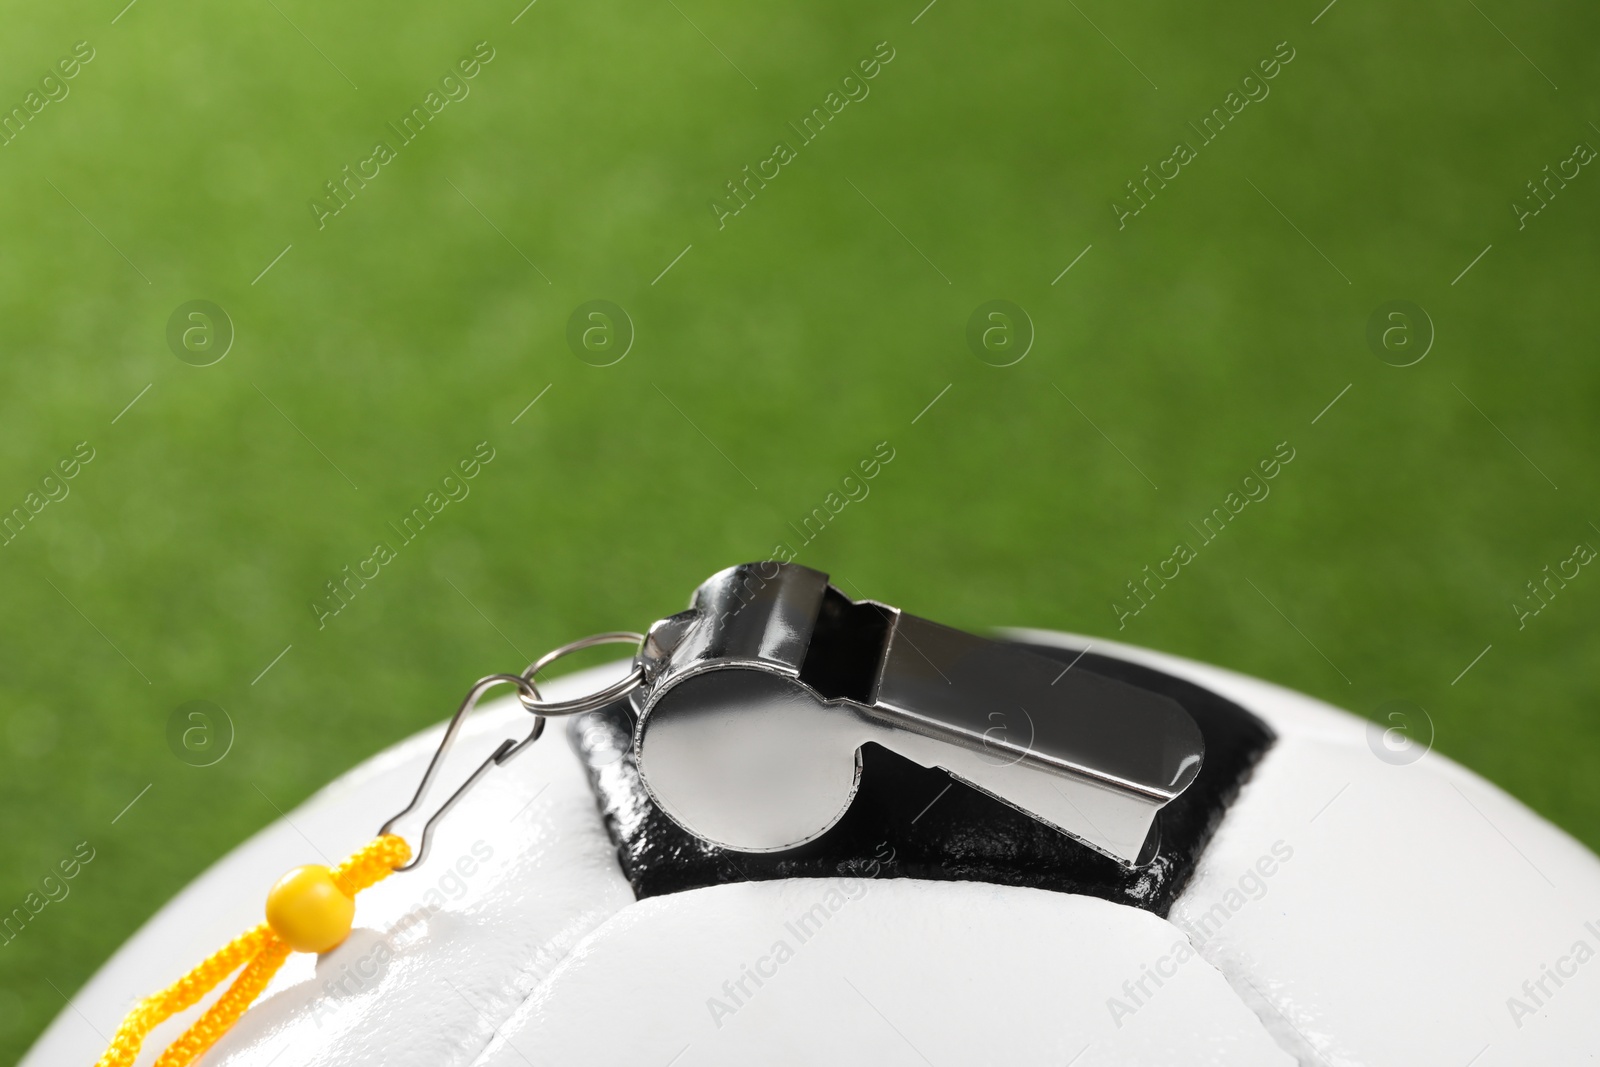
[631,563,1204,867]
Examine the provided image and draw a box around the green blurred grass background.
[2,0,1597,1056]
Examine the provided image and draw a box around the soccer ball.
[25,631,1600,1065]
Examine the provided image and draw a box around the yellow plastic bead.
[265,865,355,954]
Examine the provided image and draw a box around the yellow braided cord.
[94,926,273,1067]
[149,935,291,1067]
[331,834,412,897]
[96,835,411,1067]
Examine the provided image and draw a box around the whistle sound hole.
[798,587,893,704]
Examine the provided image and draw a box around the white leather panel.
[22,668,635,1067]
[1007,629,1600,1065]
[475,879,1294,1067]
